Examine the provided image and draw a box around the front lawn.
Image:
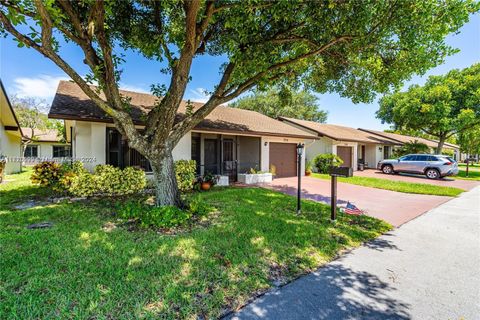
[454,169,480,181]
[311,173,464,197]
[0,170,390,319]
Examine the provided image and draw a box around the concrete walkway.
[267,177,453,227]
[226,186,480,320]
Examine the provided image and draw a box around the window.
[24,145,38,157]
[106,128,151,172]
[53,145,72,158]
[400,155,415,161]
[415,155,429,161]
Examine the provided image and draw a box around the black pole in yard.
[331,175,337,221]
[296,143,304,215]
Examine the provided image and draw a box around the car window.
[401,155,415,161]
[416,155,429,161]
[427,156,438,161]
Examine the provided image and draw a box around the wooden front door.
[337,146,353,168]
[269,143,297,178]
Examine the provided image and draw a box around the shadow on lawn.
[0,187,392,319]
[226,263,410,320]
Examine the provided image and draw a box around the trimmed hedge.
[175,160,197,192]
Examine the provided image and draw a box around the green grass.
[0,170,391,319]
[311,173,464,197]
[454,169,480,181]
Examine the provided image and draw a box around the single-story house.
[48,81,316,181]
[279,117,401,170]
[21,128,71,161]
[358,129,460,160]
[0,79,22,174]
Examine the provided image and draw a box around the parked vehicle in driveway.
[377,154,459,179]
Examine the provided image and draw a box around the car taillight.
[444,162,452,165]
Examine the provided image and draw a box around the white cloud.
[119,83,149,93]
[12,75,69,100]
[188,87,211,103]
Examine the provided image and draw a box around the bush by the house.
[118,196,214,229]
[69,165,146,197]
[31,161,62,186]
[175,160,197,192]
[313,153,344,174]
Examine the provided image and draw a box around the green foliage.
[457,125,480,156]
[30,161,61,186]
[305,160,313,173]
[393,141,431,157]
[199,172,217,186]
[174,160,197,192]
[231,85,328,122]
[69,165,146,197]
[118,197,214,228]
[313,154,343,174]
[378,63,480,152]
[69,171,98,197]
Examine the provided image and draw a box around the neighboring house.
[279,117,400,171]
[0,79,22,174]
[48,81,316,181]
[358,129,460,160]
[21,128,71,162]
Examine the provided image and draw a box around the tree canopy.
[10,96,64,141]
[377,63,480,153]
[1,0,477,206]
[231,86,327,122]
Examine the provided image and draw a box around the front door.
[204,139,219,174]
[337,146,353,168]
[223,139,237,181]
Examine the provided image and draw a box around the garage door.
[269,143,297,178]
[337,146,353,168]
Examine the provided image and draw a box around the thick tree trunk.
[149,150,182,207]
[436,136,446,154]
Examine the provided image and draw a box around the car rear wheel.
[382,165,393,174]
[425,168,440,180]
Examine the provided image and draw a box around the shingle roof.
[280,117,399,145]
[358,129,458,150]
[49,81,316,139]
[22,128,63,142]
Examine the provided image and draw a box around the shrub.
[69,172,98,197]
[68,164,146,197]
[31,161,62,186]
[175,160,197,192]
[117,197,214,229]
[313,153,344,174]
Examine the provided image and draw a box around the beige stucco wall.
[172,132,191,161]
[0,122,21,174]
[305,137,334,163]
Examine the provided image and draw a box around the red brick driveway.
[266,176,455,227]
[356,169,479,191]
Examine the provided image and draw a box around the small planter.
[237,173,273,184]
[305,171,312,176]
[201,182,211,191]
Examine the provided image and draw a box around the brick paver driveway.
[356,169,479,191]
[267,177,454,227]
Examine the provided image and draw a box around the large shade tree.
[377,63,480,153]
[231,86,328,122]
[0,0,477,206]
[457,124,480,176]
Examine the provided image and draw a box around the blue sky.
[1,14,478,130]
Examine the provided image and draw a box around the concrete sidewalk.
[226,186,480,320]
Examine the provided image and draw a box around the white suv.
[377,154,459,179]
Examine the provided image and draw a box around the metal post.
[331,175,337,221]
[297,151,302,215]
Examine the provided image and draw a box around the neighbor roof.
[0,79,22,136]
[49,81,316,139]
[358,129,458,150]
[22,128,64,143]
[279,117,399,145]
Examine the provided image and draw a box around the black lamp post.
[296,143,304,215]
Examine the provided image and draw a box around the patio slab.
[266,177,453,227]
[356,169,479,190]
